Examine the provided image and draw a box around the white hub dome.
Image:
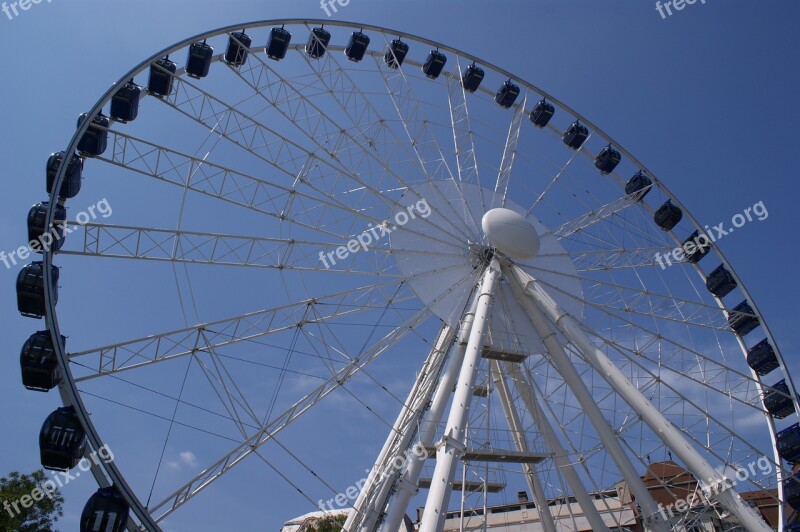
[481,207,540,259]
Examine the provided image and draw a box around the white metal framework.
[37,19,798,532]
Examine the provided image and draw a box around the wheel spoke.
[370,44,479,241]
[69,280,411,379]
[149,280,459,521]
[493,93,527,209]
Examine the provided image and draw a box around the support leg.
[503,263,670,532]
[380,292,483,530]
[505,362,611,532]
[419,259,501,531]
[491,360,557,532]
[344,323,456,531]
[512,264,773,532]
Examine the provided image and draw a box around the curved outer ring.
[42,18,797,530]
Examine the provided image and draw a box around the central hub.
[481,208,541,259]
[388,180,582,329]
[467,244,495,269]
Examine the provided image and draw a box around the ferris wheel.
[17,19,800,531]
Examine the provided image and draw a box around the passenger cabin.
[682,230,712,263]
[27,202,67,253]
[747,339,779,376]
[462,64,484,93]
[777,423,800,464]
[306,27,331,59]
[21,330,64,391]
[39,406,86,471]
[625,171,653,201]
[17,262,59,319]
[785,473,800,511]
[110,80,141,123]
[595,145,621,174]
[80,487,129,532]
[422,50,447,79]
[562,121,588,149]
[385,39,408,69]
[765,380,795,419]
[706,264,737,297]
[728,300,759,336]
[530,99,554,128]
[653,199,682,231]
[186,41,213,79]
[345,31,370,62]
[225,31,251,66]
[46,151,83,199]
[76,113,109,157]
[148,57,177,97]
[267,27,292,61]
[495,80,521,108]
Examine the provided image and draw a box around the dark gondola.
[17,262,59,319]
[625,171,653,201]
[530,99,554,128]
[46,151,83,199]
[80,487,129,532]
[682,230,712,263]
[706,264,737,297]
[385,38,408,69]
[40,406,86,471]
[21,331,64,391]
[27,202,67,253]
[110,80,141,123]
[728,300,759,336]
[345,31,370,62]
[747,339,779,376]
[562,121,588,149]
[306,27,331,59]
[76,113,109,157]
[186,41,213,79]
[653,199,682,231]
[267,27,292,61]
[225,31,252,66]
[148,57,177,98]
[422,50,447,79]
[764,379,796,419]
[785,472,800,510]
[462,63,484,93]
[495,80,520,109]
[595,145,621,174]
[777,423,800,464]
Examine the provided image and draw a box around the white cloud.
[167,450,199,470]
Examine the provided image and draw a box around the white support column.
[419,259,501,531]
[503,263,670,532]
[344,324,456,532]
[380,293,481,531]
[490,360,557,532]
[505,362,611,532]
[512,264,774,532]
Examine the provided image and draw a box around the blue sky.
[1,0,798,530]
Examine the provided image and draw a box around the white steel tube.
[505,362,611,532]
[513,265,773,532]
[381,295,481,531]
[345,324,454,531]
[491,360,557,532]
[419,259,501,531]
[504,264,670,532]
